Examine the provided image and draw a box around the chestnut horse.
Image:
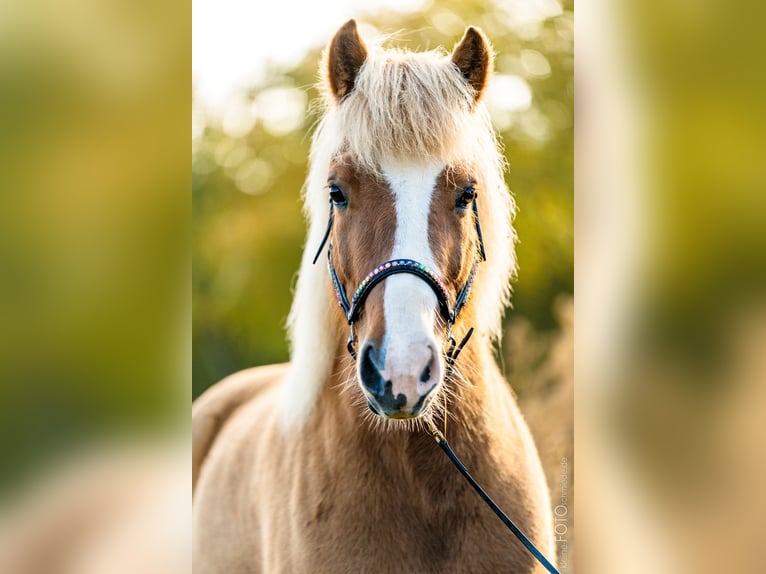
[193,20,555,573]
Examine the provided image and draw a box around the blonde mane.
[280,38,517,428]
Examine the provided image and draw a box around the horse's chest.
[283,478,517,573]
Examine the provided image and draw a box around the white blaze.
[379,162,443,381]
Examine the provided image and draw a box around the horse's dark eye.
[329,183,348,207]
[456,186,476,209]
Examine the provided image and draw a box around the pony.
[193,20,555,573]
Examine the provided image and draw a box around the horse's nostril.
[418,345,437,385]
[366,398,381,415]
[359,342,384,395]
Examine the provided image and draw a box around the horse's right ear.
[326,19,368,102]
[451,26,492,104]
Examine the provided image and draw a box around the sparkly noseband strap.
[346,258,452,325]
[327,251,476,360]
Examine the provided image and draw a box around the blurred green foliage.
[193,0,574,398]
[0,0,188,494]
[624,0,766,371]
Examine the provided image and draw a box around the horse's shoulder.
[192,363,288,492]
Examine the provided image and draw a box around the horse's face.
[329,158,481,418]
[323,21,492,419]
[326,21,490,418]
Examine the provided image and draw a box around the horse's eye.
[329,183,348,207]
[456,186,476,209]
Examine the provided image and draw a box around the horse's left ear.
[451,27,493,104]
[326,19,368,102]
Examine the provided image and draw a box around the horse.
[193,20,555,573]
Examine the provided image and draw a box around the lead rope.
[432,337,560,574]
[425,419,560,574]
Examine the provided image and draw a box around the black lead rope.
[426,422,561,574]
[445,327,474,377]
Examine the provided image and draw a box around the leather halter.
[312,191,486,361]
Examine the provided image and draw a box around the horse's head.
[315,21,498,420]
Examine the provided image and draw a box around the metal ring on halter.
[346,323,358,359]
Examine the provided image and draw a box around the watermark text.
[554,456,570,569]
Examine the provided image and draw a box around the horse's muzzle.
[358,340,439,418]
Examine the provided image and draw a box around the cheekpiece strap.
[327,247,351,316]
[453,259,479,320]
[312,198,334,265]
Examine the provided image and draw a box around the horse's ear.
[326,19,368,102]
[451,26,492,104]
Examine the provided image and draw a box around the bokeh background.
[0,0,188,496]
[0,1,189,572]
[577,1,766,572]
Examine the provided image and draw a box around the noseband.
[311,190,486,366]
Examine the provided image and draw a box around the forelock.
[319,45,496,172]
